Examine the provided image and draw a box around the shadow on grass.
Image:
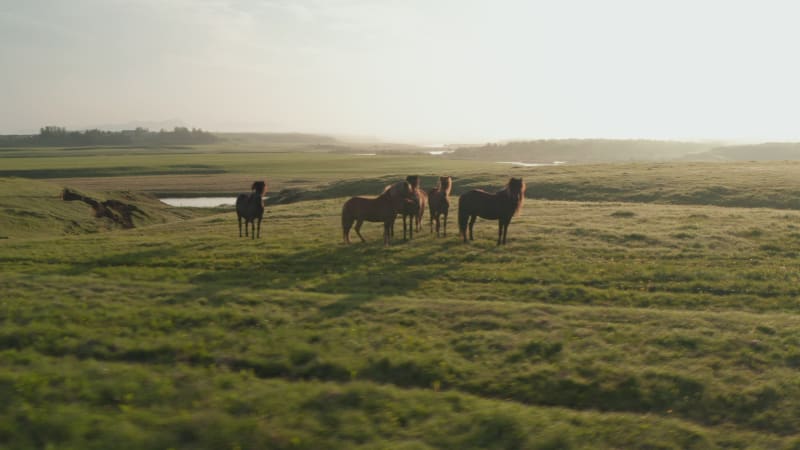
[47,234,479,320]
[181,240,468,319]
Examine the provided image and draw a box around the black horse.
[458,178,525,245]
[427,176,452,237]
[236,181,266,239]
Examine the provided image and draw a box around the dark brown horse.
[427,176,452,237]
[458,178,525,245]
[390,194,420,240]
[398,175,426,240]
[236,181,266,239]
[342,181,415,245]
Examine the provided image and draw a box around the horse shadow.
[175,240,466,318]
[51,247,181,277]
[46,234,480,319]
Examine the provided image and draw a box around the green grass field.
[4,144,800,448]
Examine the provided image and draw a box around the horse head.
[251,181,267,196]
[507,177,525,215]
[386,180,415,212]
[438,176,452,194]
[405,175,420,191]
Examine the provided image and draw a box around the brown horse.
[342,181,415,245]
[414,190,428,232]
[395,194,420,240]
[458,177,525,245]
[236,181,267,239]
[427,176,452,237]
[398,175,426,240]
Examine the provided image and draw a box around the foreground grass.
[5,188,800,448]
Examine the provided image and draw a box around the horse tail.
[341,199,354,243]
[458,194,469,237]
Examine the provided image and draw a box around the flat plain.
[3,143,800,449]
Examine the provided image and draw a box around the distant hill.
[0,126,218,147]
[446,139,717,162]
[685,143,800,161]
[80,119,189,132]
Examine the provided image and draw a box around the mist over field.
[3,0,800,143]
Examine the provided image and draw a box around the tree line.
[0,126,218,147]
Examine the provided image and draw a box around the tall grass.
[4,172,800,447]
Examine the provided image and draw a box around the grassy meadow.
[4,143,800,448]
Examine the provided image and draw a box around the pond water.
[496,161,566,167]
[160,197,238,207]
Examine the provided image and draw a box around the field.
[4,143,800,448]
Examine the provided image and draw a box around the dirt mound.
[265,188,304,205]
[61,188,148,228]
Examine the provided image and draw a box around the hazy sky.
[2,0,799,142]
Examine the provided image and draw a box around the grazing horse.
[398,175,426,240]
[236,181,266,239]
[342,181,415,245]
[427,176,452,237]
[458,177,525,245]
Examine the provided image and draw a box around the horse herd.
[236,176,526,246]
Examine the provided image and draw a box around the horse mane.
[436,176,452,195]
[382,181,411,199]
[405,175,420,190]
[503,177,525,216]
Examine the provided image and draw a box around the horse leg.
[342,216,353,244]
[355,220,366,243]
[256,217,262,239]
[409,214,414,240]
[497,220,503,246]
[443,212,447,237]
[503,220,509,245]
[468,215,476,241]
[250,220,255,240]
[238,215,243,237]
[384,220,391,246]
